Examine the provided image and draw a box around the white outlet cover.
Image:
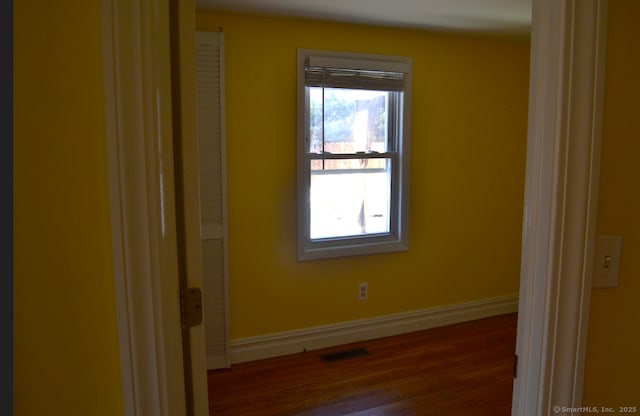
[592,235,623,288]
[359,283,368,300]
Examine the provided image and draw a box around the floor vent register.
[320,347,371,363]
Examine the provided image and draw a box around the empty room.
[191,1,529,414]
[13,0,640,415]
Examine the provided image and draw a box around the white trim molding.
[102,0,188,414]
[231,295,518,364]
[511,1,607,415]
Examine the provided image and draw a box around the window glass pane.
[310,159,392,240]
[309,87,389,154]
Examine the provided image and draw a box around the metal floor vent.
[320,347,370,363]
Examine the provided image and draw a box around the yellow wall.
[583,0,640,405]
[196,11,530,339]
[14,1,123,415]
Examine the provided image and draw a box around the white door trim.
[102,0,188,414]
[511,1,608,414]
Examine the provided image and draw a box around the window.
[297,49,412,261]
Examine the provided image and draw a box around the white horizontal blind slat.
[307,56,410,73]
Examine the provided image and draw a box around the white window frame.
[296,49,412,261]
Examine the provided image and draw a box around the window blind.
[304,67,405,91]
[305,55,408,91]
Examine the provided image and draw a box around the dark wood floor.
[208,313,517,415]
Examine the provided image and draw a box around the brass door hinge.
[181,287,203,329]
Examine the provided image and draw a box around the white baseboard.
[230,294,518,364]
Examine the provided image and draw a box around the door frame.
[101,0,608,415]
[511,1,607,414]
[102,0,188,414]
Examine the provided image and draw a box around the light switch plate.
[592,235,623,288]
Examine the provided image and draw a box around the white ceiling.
[196,0,532,38]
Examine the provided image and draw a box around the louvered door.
[195,31,230,369]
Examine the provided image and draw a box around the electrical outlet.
[359,282,368,300]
